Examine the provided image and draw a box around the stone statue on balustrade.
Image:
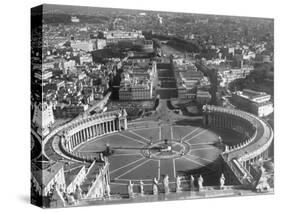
[99,152,104,161]
[176,175,182,192]
[220,173,226,190]
[163,174,170,193]
[50,183,66,207]
[106,182,111,198]
[121,108,127,117]
[74,184,83,201]
[190,175,195,191]
[65,193,76,205]
[127,180,134,198]
[152,177,159,195]
[197,175,204,191]
[139,180,144,195]
[202,104,207,112]
[255,166,271,192]
[61,131,68,145]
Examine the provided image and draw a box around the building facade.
[119,83,152,101]
[196,90,211,104]
[231,89,273,117]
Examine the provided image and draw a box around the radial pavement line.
[133,126,160,132]
[186,152,214,163]
[111,153,143,157]
[129,130,150,142]
[110,182,127,186]
[190,146,216,151]
[110,157,145,174]
[181,127,200,140]
[117,133,147,145]
[84,133,113,145]
[182,155,205,166]
[189,142,215,146]
[115,159,151,179]
[183,129,208,144]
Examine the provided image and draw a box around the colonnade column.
[98,124,101,135]
[86,128,89,139]
[101,123,105,134]
[109,121,111,132]
[88,126,93,138]
[72,136,76,147]
[93,125,97,137]
[109,121,112,132]
[112,120,115,131]
[105,122,107,133]
[76,133,79,145]
[83,129,86,141]
[92,126,95,137]
[85,128,87,139]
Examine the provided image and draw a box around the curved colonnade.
[203,105,273,185]
[57,109,128,163]
[42,104,273,189]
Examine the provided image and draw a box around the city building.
[71,16,80,23]
[54,104,88,118]
[80,54,93,64]
[42,62,55,71]
[119,82,152,100]
[231,89,273,117]
[71,41,94,52]
[93,39,107,50]
[119,60,156,101]
[103,30,144,43]
[62,60,76,74]
[217,65,253,87]
[196,90,211,104]
[133,39,154,52]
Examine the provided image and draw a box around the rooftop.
[235,89,270,101]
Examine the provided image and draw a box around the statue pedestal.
[153,185,158,195]
[164,187,170,194]
[176,187,181,193]
[128,192,134,198]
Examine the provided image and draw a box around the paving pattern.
[73,123,243,194]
